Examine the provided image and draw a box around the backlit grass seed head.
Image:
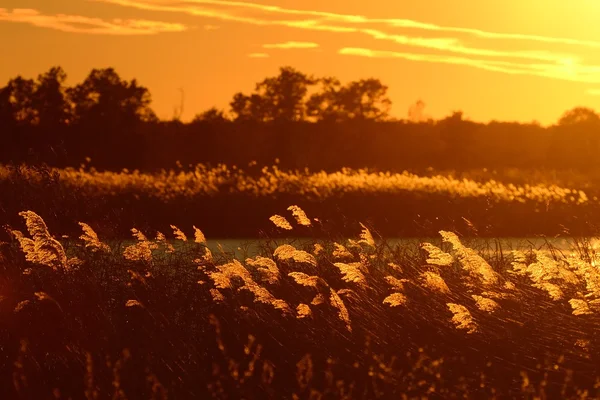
[288,272,324,289]
[246,256,280,284]
[155,231,175,253]
[269,215,293,230]
[472,295,500,313]
[333,243,353,260]
[533,282,564,301]
[313,243,324,256]
[311,293,326,305]
[509,250,528,276]
[210,260,290,314]
[78,222,110,253]
[388,262,403,274]
[348,223,376,248]
[447,303,477,333]
[273,245,317,267]
[527,251,579,286]
[440,231,499,286]
[569,299,593,316]
[383,292,407,307]
[385,276,409,291]
[421,243,453,267]
[296,303,312,319]
[421,271,450,294]
[193,226,206,244]
[287,205,312,227]
[131,228,148,242]
[567,255,600,299]
[123,237,157,263]
[13,211,69,271]
[125,299,143,308]
[329,288,352,332]
[334,262,367,285]
[170,225,187,241]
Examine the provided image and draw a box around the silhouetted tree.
[550,106,600,168]
[306,77,344,122]
[254,66,316,122]
[307,77,391,122]
[192,107,228,123]
[230,67,315,122]
[67,68,156,128]
[0,76,37,126]
[32,66,71,129]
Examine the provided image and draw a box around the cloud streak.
[263,41,319,49]
[339,48,600,84]
[0,8,187,35]
[248,52,269,58]
[88,0,600,83]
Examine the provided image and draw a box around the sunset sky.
[2,0,600,124]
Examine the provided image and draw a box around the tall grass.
[2,163,599,239]
[2,208,600,398]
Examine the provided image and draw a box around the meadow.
[2,208,600,398]
[1,163,598,240]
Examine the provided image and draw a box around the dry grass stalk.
[383,292,407,307]
[472,295,500,313]
[421,271,450,294]
[79,222,110,253]
[296,303,312,319]
[269,215,293,230]
[246,256,280,285]
[440,231,499,286]
[273,245,317,267]
[332,243,353,260]
[287,205,312,227]
[447,303,477,333]
[334,262,367,285]
[12,211,76,272]
[421,243,453,267]
[170,225,188,241]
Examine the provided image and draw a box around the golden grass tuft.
[296,303,312,319]
[287,205,312,227]
[78,222,110,253]
[383,292,407,307]
[421,271,450,294]
[269,215,293,230]
[273,245,317,267]
[333,262,367,286]
[471,295,500,313]
[447,303,477,333]
[421,243,453,267]
[246,256,280,285]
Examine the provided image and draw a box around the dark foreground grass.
[1,210,600,399]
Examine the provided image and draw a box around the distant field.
[2,163,599,239]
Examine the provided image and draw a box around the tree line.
[1,65,599,172]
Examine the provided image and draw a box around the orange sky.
[2,0,600,125]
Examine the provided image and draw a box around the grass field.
[2,163,599,239]
[2,208,600,398]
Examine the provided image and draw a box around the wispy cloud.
[340,47,600,84]
[248,52,269,58]
[0,7,187,35]
[90,0,600,83]
[587,89,600,96]
[263,41,319,49]
[203,24,219,30]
